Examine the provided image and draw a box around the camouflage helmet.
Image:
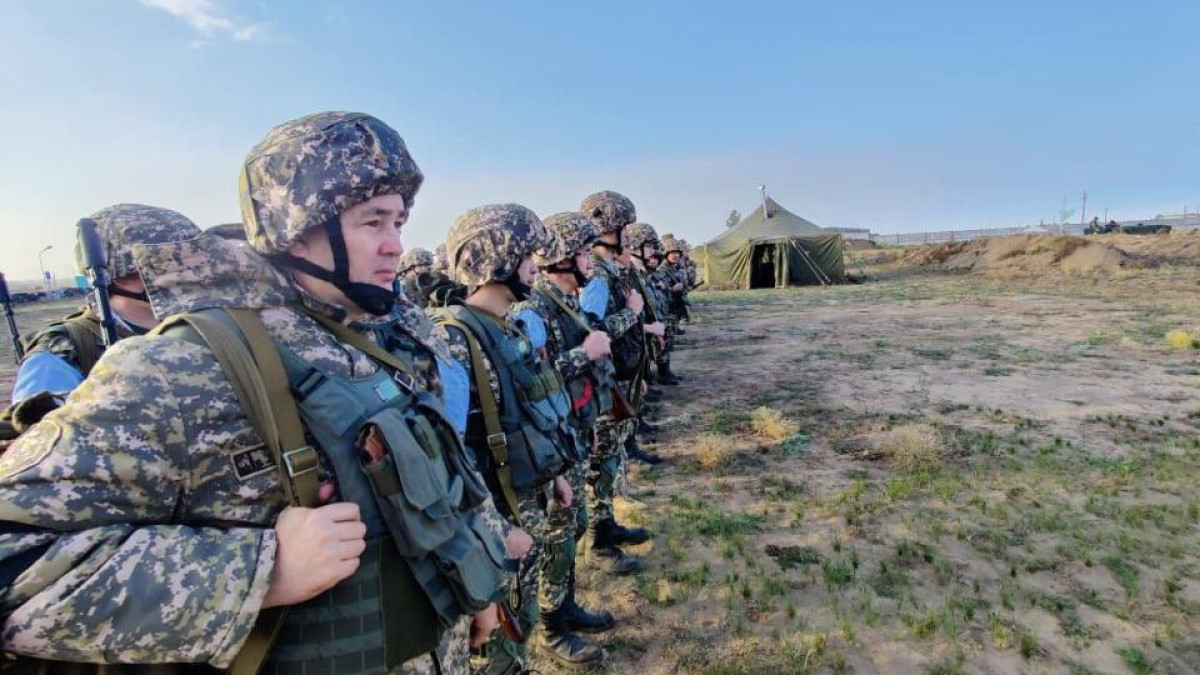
[534,212,600,267]
[660,234,683,254]
[432,243,449,275]
[446,204,547,289]
[623,222,661,254]
[397,247,434,275]
[239,111,423,255]
[75,204,201,278]
[580,191,637,235]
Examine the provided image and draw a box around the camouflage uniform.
[0,113,506,675]
[2,205,200,436]
[435,204,563,675]
[396,247,434,306]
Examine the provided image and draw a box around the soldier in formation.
[1,204,200,438]
[0,112,697,674]
[395,246,434,305]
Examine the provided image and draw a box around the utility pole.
[1103,208,1108,223]
[1080,191,1088,231]
[37,245,54,291]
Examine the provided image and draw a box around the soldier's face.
[517,256,538,286]
[668,251,681,264]
[574,246,594,277]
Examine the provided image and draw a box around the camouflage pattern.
[239,112,424,254]
[445,204,548,290]
[533,212,599,267]
[587,256,639,338]
[622,222,660,254]
[512,279,593,385]
[588,419,634,522]
[660,234,683,254]
[580,191,636,235]
[433,243,450,275]
[0,233,498,673]
[472,489,550,675]
[73,203,201,278]
[398,247,434,276]
[541,459,588,612]
[511,281,598,614]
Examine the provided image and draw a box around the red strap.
[572,379,594,411]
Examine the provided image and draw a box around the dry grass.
[1164,329,1197,350]
[693,433,733,471]
[877,423,948,474]
[750,405,799,441]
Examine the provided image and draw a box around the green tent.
[699,197,845,288]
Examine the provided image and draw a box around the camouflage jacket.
[0,235,503,669]
[626,265,664,325]
[512,280,592,383]
[587,256,638,337]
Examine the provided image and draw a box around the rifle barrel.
[78,219,120,346]
[0,272,23,363]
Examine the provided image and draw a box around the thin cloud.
[139,0,266,43]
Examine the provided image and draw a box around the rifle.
[0,272,22,363]
[78,218,119,346]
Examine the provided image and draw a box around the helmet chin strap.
[108,286,150,303]
[502,272,532,301]
[278,216,397,316]
[544,261,589,288]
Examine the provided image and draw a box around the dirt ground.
[3,240,1200,673]
[563,252,1200,673]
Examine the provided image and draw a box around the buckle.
[486,433,508,451]
[282,446,318,478]
[392,370,415,392]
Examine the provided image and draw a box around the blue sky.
[1,0,1197,282]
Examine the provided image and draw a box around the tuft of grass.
[693,433,733,471]
[1164,329,1198,351]
[1104,554,1141,598]
[750,406,799,441]
[879,423,949,474]
[1115,646,1154,675]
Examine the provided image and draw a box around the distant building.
[824,226,873,240]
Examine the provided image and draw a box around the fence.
[870,226,1033,246]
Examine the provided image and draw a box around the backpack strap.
[533,287,593,334]
[58,314,103,377]
[438,316,523,527]
[153,307,321,675]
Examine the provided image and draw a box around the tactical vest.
[594,258,645,381]
[530,286,616,430]
[159,308,509,673]
[435,305,579,519]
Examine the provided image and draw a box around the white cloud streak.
[139,0,265,43]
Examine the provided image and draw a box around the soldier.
[2,204,201,436]
[577,191,663,574]
[415,243,468,308]
[433,204,579,675]
[0,112,529,674]
[396,246,434,305]
[511,212,619,667]
[657,234,688,380]
[621,223,670,465]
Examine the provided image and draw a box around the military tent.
[699,197,845,288]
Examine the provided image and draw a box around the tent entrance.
[750,243,778,288]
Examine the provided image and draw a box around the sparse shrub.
[750,406,799,441]
[879,423,948,474]
[1165,329,1198,351]
[693,433,732,471]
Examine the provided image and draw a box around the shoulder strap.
[533,287,592,334]
[152,307,324,675]
[301,309,422,388]
[438,317,523,526]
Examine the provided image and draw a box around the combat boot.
[564,573,616,634]
[626,435,662,466]
[597,515,650,546]
[536,606,607,667]
[657,362,682,385]
[590,521,646,576]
